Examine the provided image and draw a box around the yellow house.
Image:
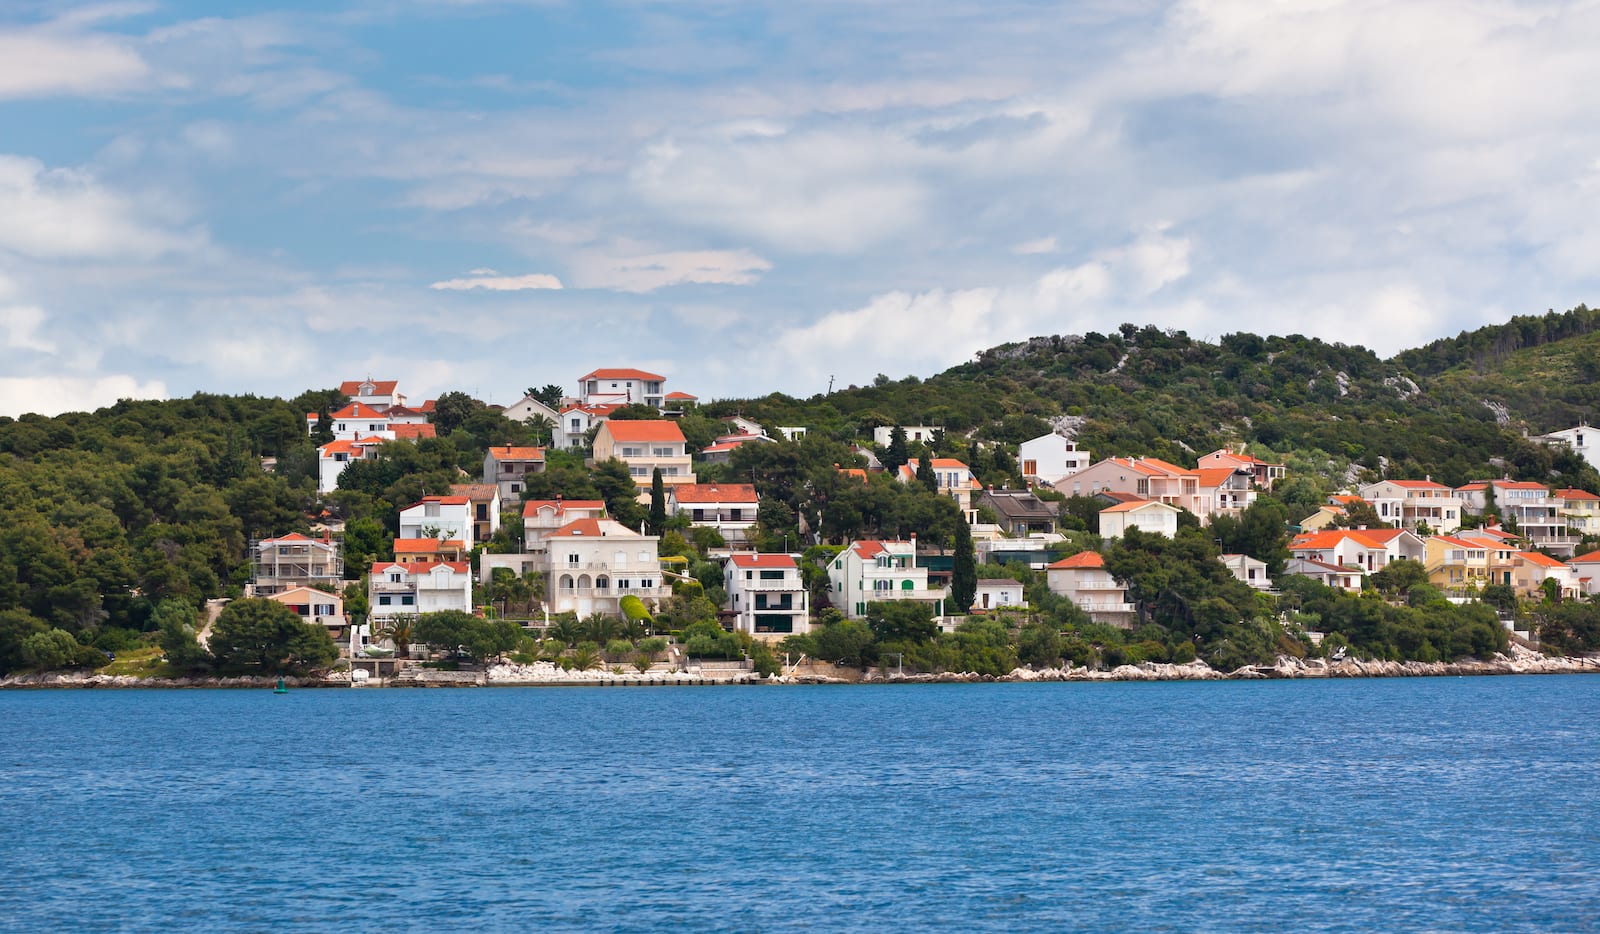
[1424,535,1493,593]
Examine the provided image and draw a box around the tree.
[884,426,910,474]
[865,600,938,643]
[155,599,211,672]
[592,458,647,528]
[429,391,478,435]
[649,468,667,535]
[915,451,937,492]
[951,522,977,614]
[209,598,338,674]
[21,628,80,670]
[1371,559,1429,598]
[531,384,565,409]
[415,610,519,664]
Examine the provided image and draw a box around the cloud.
[0,19,152,99]
[1012,237,1058,255]
[0,375,167,418]
[429,272,564,291]
[569,249,772,293]
[0,305,57,354]
[0,155,205,260]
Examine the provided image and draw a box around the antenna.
[827,374,834,395]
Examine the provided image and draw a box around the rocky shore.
[3,644,1597,688]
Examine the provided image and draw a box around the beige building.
[592,420,696,487]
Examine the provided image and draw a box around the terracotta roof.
[1291,529,1410,550]
[485,445,545,461]
[1102,499,1175,514]
[1094,456,1170,477]
[665,391,698,400]
[1385,479,1452,490]
[1455,482,1488,492]
[261,532,312,543]
[729,553,796,569]
[1047,552,1105,569]
[1193,467,1242,487]
[404,495,470,509]
[341,379,398,396]
[561,403,621,417]
[393,538,464,554]
[602,420,686,443]
[701,437,763,454]
[1556,488,1600,500]
[1571,550,1600,564]
[1430,536,1487,550]
[450,484,499,502]
[580,368,666,382]
[424,562,471,574]
[319,438,378,457]
[1329,494,1365,505]
[671,483,758,504]
[1135,457,1192,476]
[1493,480,1550,491]
[330,402,387,420]
[548,518,643,538]
[838,467,870,483]
[370,561,406,574]
[1287,557,1363,574]
[390,424,437,440]
[522,499,606,517]
[1094,490,1146,504]
[849,540,911,559]
[1518,551,1568,569]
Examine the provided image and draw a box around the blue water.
[2,677,1599,932]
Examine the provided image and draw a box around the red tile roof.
[671,483,758,504]
[1518,551,1568,569]
[1570,550,1600,564]
[1047,551,1105,569]
[729,553,796,569]
[603,420,686,443]
[580,368,666,382]
[330,402,387,420]
[1193,467,1242,488]
[404,496,470,508]
[390,423,437,440]
[1556,488,1600,500]
[665,391,698,400]
[394,538,457,554]
[450,483,498,501]
[522,499,606,517]
[1291,529,1410,550]
[1102,499,1175,513]
[485,445,546,461]
[1385,479,1452,490]
[341,379,398,396]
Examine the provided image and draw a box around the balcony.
[740,578,803,592]
[370,580,415,594]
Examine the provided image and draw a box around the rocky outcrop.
[0,671,344,689]
[485,661,767,685]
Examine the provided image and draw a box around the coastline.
[4,644,1598,689]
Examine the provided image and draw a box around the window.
[901,579,914,590]
[729,509,743,521]
[510,483,520,494]
[378,595,392,606]
[425,504,440,518]
[400,595,415,606]
[693,509,705,521]
[759,570,783,580]
[567,553,580,566]
[615,550,627,564]
[654,447,674,457]
[570,418,581,432]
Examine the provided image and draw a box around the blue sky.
[3,0,1600,416]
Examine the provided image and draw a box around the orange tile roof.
[1291,529,1407,550]
[1329,494,1365,505]
[1455,482,1488,492]
[330,402,387,419]
[1570,550,1600,563]
[1383,479,1450,490]
[450,483,498,501]
[1556,488,1600,500]
[1136,457,1193,475]
[1494,480,1550,490]
[1518,551,1568,568]
[581,368,666,382]
[671,483,758,504]
[394,538,453,554]
[341,379,398,396]
[838,467,870,482]
[603,420,686,443]
[849,540,912,559]
[1193,467,1241,487]
[485,445,546,461]
[390,423,437,440]
[1047,551,1105,569]
[1430,536,1487,550]
[404,495,470,508]
[729,553,796,569]
[1102,499,1173,514]
[665,391,698,400]
[548,518,621,538]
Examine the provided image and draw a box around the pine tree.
[916,450,937,492]
[649,468,667,535]
[885,426,910,473]
[952,521,976,615]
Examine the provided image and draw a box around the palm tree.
[379,617,415,659]
[571,646,602,671]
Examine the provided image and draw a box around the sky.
[4,0,1600,416]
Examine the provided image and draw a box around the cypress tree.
[952,521,976,615]
[886,425,909,473]
[916,450,937,492]
[649,468,667,535]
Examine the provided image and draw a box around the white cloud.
[569,249,772,293]
[0,20,151,99]
[429,272,564,291]
[0,375,167,418]
[0,155,204,260]
[0,305,57,354]
[1012,237,1058,255]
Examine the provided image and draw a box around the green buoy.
[274,677,288,694]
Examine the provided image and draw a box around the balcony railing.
[738,579,803,592]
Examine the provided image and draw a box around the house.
[267,586,347,644]
[1196,446,1286,490]
[540,518,668,618]
[1195,467,1257,518]
[1569,549,1600,596]
[578,368,667,409]
[398,495,474,550]
[1045,552,1135,627]
[310,401,395,441]
[1513,551,1580,600]
[669,483,759,545]
[315,437,385,492]
[592,420,696,487]
[251,534,343,596]
[872,426,941,447]
[522,499,608,551]
[1452,528,1522,584]
[1359,479,1464,534]
[368,561,472,622]
[972,578,1028,612]
[1556,488,1600,538]
[393,537,469,567]
[500,394,562,428]
[697,433,774,465]
[1457,480,1574,555]
[978,488,1059,536]
[1299,505,1346,531]
[1282,557,1364,593]
[837,466,871,484]
[724,553,809,638]
[663,390,699,411]
[1537,424,1600,471]
[1098,500,1181,539]
[895,458,980,518]
[775,427,807,441]
[1018,434,1092,484]
[340,378,404,408]
[1219,554,1272,590]
[1288,528,1426,573]
[724,416,765,437]
[451,483,502,545]
[828,539,946,619]
[1053,457,1209,518]
[1424,535,1498,593]
[482,445,546,502]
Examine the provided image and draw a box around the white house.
[872,426,941,447]
[1045,551,1136,627]
[340,378,404,408]
[540,518,668,618]
[1456,480,1574,555]
[399,495,474,550]
[1359,479,1464,534]
[553,403,614,450]
[267,586,347,644]
[592,420,696,487]
[501,394,562,428]
[669,483,760,545]
[895,458,980,517]
[1538,424,1600,472]
[1018,434,1092,484]
[1281,557,1364,593]
[973,578,1028,612]
[315,437,385,493]
[725,553,809,638]
[1513,551,1580,600]
[1288,528,1426,574]
[1569,549,1600,596]
[828,539,946,619]
[775,427,808,441]
[368,561,473,621]
[578,368,667,409]
[1219,554,1272,590]
[1098,500,1181,539]
[1195,446,1286,490]
[251,533,343,596]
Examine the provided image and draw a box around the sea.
[2,676,1598,932]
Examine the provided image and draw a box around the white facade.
[670,484,760,545]
[540,518,668,618]
[1359,480,1463,534]
[827,539,946,619]
[368,561,473,621]
[399,496,475,550]
[315,438,384,493]
[1289,529,1426,573]
[1018,434,1092,483]
[872,426,941,447]
[1045,552,1135,627]
[725,554,810,637]
[268,586,347,637]
[1219,554,1272,590]
[1098,500,1181,539]
[501,395,562,427]
[1539,425,1600,472]
[578,369,667,409]
[973,578,1028,612]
